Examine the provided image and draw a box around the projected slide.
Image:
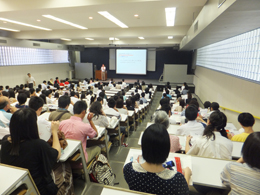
[116,49,147,75]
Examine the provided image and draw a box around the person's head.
[43,80,46,84]
[113,95,119,102]
[36,88,41,93]
[116,98,124,108]
[166,89,169,95]
[179,99,185,108]
[89,101,103,117]
[187,92,192,100]
[204,101,211,109]
[24,90,30,98]
[160,98,169,107]
[203,111,227,140]
[141,92,145,98]
[97,96,103,104]
[142,124,170,164]
[73,100,87,118]
[99,92,105,99]
[126,99,132,107]
[108,98,116,108]
[0,96,10,111]
[56,77,59,80]
[5,85,9,90]
[20,84,24,90]
[9,108,39,155]
[8,89,15,98]
[163,93,167,98]
[70,91,75,97]
[17,93,27,105]
[145,88,149,93]
[185,105,198,121]
[2,91,9,97]
[188,100,199,111]
[29,96,44,116]
[102,64,105,67]
[80,93,86,100]
[153,110,169,129]
[122,79,125,82]
[242,132,260,169]
[39,94,46,104]
[29,88,36,96]
[210,102,219,111]
[46,90,52,98]
[122,91,125,96]
[27,73,31,77]
[238,113,255,127]
[58,95,71,109]
[160,104,171,116]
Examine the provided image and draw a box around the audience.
[15,93,29,108]
[89,101,109,127]
[0,96,17,128]
[116,98,128,115]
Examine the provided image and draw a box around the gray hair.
[153,110,169,129]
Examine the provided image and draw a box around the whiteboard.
[75,63,93,79]
[163,64,193,83]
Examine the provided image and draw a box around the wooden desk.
[95,70,107,80]
[0,164,39,195]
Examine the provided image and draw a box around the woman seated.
[185,111,233,160]
[153,110,181,152]
[123,123,191,195]
[221,132,260,194]
[89,101,109,127]
[174,99,185,112]
[0,108,62,195]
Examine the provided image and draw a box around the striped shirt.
[221,162,260,195]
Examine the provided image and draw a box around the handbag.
[47,130,68,150]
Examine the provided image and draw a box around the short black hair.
[211,102,219,110]
[126,99,132,107]
[73,100,87,114]
[108,98,116,108]
[204,101,211,109]
[29,96,44,111]
[99,92,105,98]
[185,105,198,120]
[188,100,199,110]
[36,88,41,93]
[17,93,27,105]
[166,89,169,94]
[97,97,103,102]
[58,95,71,108]
[141,92,145,97]
[39,94,46,104]
[160,98,169,106]
[54,92,59,98]
[116,98,124,108]
[70,91,75,97]
[238,113,255,127]
[43,80,46,83]
[242,132,260,169]
[29,88,35,95]
[160,104,171,115]
[142,124,170,164]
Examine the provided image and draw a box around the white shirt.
[176,120,204,136]
[117,108,128,115]
[121,82,127,89]
[41,83,47,90]
[187,132,233,160]
[103,107,120,117]
[71,96,79,104]
[46,97,53,104]
[37,116,51,142]
[101,66,106,72]
[27,76,35,84]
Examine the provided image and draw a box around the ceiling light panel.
[138,37,145,39]
[60,38,71,41]
[43,15,87,29]
[0,27,20,32]
[85,38,94,40]
[0,17,51,31]
[168,36,173,39]
[165,7,176,27]
[98,11,128,28]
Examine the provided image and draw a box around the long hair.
[9,108,39,156]
[203,111,227,140]
[89,101,102,118]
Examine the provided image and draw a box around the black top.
[126,106,135,111]
[124,162,189,195]
[1,139,58,195]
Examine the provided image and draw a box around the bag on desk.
[90,154,116,185]
[47,130,68,150]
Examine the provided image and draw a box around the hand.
[182,167,192,176]
[227,132,233,140]
[186,135,192,143]
[9,106,17,114]
[51,121,60,134]
[87,112,94,121]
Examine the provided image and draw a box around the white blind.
[197,28,260,82]
[0,46,68,66]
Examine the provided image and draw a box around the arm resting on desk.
[51,121,61,159]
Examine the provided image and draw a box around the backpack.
[90,154,116,185]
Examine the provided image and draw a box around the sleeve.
[176,126,184,136]
[220,163,232,187]
[123,162,133,184]
[186,138,200,155]
[169,135,182,152]
[85,124,97,139]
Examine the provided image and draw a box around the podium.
[95,70,107,80]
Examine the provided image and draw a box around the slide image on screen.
[116,49,147,75]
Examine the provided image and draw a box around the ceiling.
[0,0,207,47]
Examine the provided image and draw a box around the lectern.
[95,70,107,80]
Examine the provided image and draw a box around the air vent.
[33,43,40,47]
[194,21,198,32]
[0,39,7,44]
[218,0,227,8]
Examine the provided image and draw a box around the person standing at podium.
[101,64,106,81]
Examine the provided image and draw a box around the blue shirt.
[0,109,12,128]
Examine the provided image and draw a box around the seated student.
[121,79,127,89]
[70,91,80,104]
[230,112,254,142]
[139,92,147,104]
[15,93,29,108]
[206,102,219,118]
[89,101,109,127]
[64,78,70,85]
[174,99,185,112]
[116,98,128,115]
[1,108,61,195]
[49,96,73,122]
[0,96,17,128]
[123,124,191,195]
[48,78,54,86]
[41,80,47,90]
[103,98,120,117]
[29,88,36,97]
[186,111,233,160]
[144,87,151,99]
[199,101,211,118]
[161,89,172,99]
[59,101,100,164]
[46,90,53,104]
[177,105,204,136]
[35,88,41,97]
[153,111,182,153]
[126,99,135,111]
[40,94,47,104]
[221,132,260,194]
[99,92,107,107]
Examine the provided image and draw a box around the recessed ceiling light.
[138,37,145,40]
[165,7,176,27]
[134,14,139,17]
[3,21,7,23]
[60,38,71,41]
[98,11,128,28]
[85,38,94,40]
[89,17,93,20]
[115,38,119,41]
[168,36,173,39]
[0,17,51,31]
[0,27,20,32]
[43,15,87,29]
[37,20,41,22]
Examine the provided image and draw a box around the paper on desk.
[90,126,106,140]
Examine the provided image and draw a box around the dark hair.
[29,88,35,95]
[73,100,87,114]
[238,113,255,127]
[97,97,103,102]
[203,111,227,140]
[242,132,260,169]
[70,91,75,97]
[9,108,39,155]
[166,89,169,94]
[122,91,125,96]
[108,98,116,108]
[185,105,198,120]
[160,98,169,107]
[204,101,211,109]
[188,100,199,110]
[179,99,185,108]
[54,92,59,98]
[187,92,192,100]
[2,91,9,97]
[81,94,86,100]
[8,89,15,98]
[29,96,44,111]
[0,98,9,109]
[160,104,171,116]
[211,102,219,111]
[141,92,145,98]
[126,99,132,107]
[90,94,97,105]
[36,88,41,93]
[89,101,102,118]
[116,98,124,108]
[99,92,105,98]
[58,96,71,108]
[142,124,170,164]
[17,93,27,105]
[39,94,46,104]
[5,85,9,89]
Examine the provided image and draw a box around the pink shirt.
[59,116,97,162]
[169,135,182,153]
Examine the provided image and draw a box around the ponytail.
[203,124,216,140]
